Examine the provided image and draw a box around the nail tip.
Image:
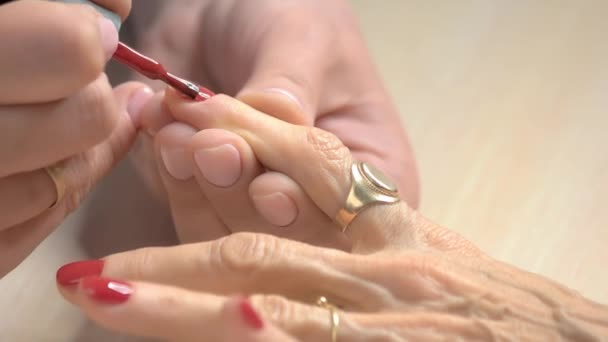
[81,276,133,304]
[56,260,104,287]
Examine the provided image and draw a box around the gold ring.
[334,162,400,233]
[45,164,66,208]
[316,296,339,342]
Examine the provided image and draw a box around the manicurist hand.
[57,94,608,341]
[0,0,151,277]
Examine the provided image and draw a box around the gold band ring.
[317,296,340,342]
[335,162,400,232]
[45,164,66,208]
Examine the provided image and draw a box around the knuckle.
[382,252,447,299]
[76,76,119,143]
[249,294,296,327]
[305,126,351,175]
[109,247,158,280]
[211,233,282,277]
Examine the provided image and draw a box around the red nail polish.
[238,298,264,330]
[56,260,104,286]
[81,276,132,304]
[194,86,214,102]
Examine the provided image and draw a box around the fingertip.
[249,173,299,227]
[113,82,154,127]
[140,90,173,135]
[238,88,313,126]
[156,122,198,181]
[127,87,154,127]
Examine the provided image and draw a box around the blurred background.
[1,1,607,340]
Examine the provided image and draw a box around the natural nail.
[264,88,304,112]
[56,260,104,287]
[161,146,193,180]
[253,192,298,227]
[127,87,154,126]
[194,144,241,187]
[81,276,133,304]
[98,17,119,60]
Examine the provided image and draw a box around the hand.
[0,0,150,277]
[56,95,608,340]
[130,0,419,244]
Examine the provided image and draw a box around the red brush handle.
[112,42,214,101]
[113,43,167,80]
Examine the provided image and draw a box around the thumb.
[235,24,331,126]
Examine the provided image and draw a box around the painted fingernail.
[253,192,298,227]
[238,298,264,330]
[194,144,241,187]
[56,260,104,286]
[81,276,132,304]
[161,146,193,180]
[127,87,154,126]
[98,17,119,60]
[196,85,215,101]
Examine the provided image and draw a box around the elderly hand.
[56,94,608,341]
[128,0,419,241]
[0,0,150,277]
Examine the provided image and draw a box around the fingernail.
[195,85,216,101]
[81,276,132,304]
[253,192,298,227]
[161,146,193,180]
[264,88,304,112]
[194,144,241,187]
[127,87,154,127]
[238,298,264,330]
[97,17,119,60]
[56,260,104,287]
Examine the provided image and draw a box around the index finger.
[57,233,387,310]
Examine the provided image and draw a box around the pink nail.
[97,17,119,60]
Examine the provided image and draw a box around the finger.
[186,128,269,231]
[187,128,348,247]
[57,234,389,310]
[60,277,297,342]
[0,82,146,277]
[62,276,524,341]
[138,90,174,135]
[248,171,349,249]
[229,3,337,124]
[0,74,131,178]
[154,123,229,242]
[166,92,416,251]
[223,1,419,208]
[0,1,117,104]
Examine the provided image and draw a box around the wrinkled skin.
[58,93,608,341]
